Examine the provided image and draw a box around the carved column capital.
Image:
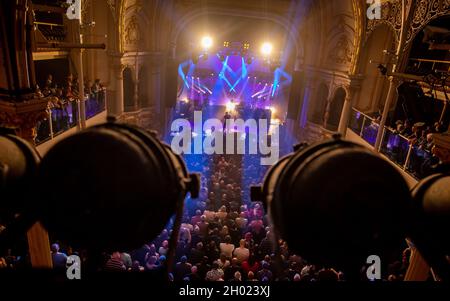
[0,97,49,143]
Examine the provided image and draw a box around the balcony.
[349,108,436,180]
[35,92,106,145]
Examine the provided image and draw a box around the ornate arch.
[403,0,450,51]
[350,0,365,75]
[330,84,350,101]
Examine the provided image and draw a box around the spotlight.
[261,42,273,56]
[201,36,213,49]
[265,106,276,114]
[226,101,236,112]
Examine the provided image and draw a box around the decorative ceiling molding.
[328,35,353,65]
[404,0,450,50]
[365,0,402,44]
[124,15,140,46]
[365,0,450,51]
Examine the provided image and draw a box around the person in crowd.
[205,262,224,281]
[219,235,235,259]
[242,254,260,276]
[205,241,220,264]
[191,210,203,225]
[247,271,257,281]
[189,242,205,265]
[104,251,126,272]
[187,265,201,281]
[197,215,209,237]
[257,262,273,281]
[235,212,248,230]
[231,271,242,281]
[224,257,242,281]
[216,254,230,270]
[51,243,67,269]
[216,205,228,220]
[121,252,132,270]
[233,239,250,264]
[174,255,192,281]
[145,255,159,271]
[158,240,169,256]
[130,260,145,272]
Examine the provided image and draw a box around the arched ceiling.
[116,0,365,75]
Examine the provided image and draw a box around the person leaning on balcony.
[408,122,425,144]
[394,120,404,134]
[403,120,413,136]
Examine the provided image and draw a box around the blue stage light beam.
[271,67,292,97]
[178,60,192,89]
[241,57,248,79]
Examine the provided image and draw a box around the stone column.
[299,76,318,128]
[133,76,139,111]
[149,52,164,133]
[338,88,354,135]
[106,56,125,118]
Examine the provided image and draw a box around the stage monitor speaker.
[165,58,179,108]
[287,70,304,120]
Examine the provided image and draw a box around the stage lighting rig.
[201,36,213,50]
[261,42,273,57]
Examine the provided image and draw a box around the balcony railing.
[349,108,436,180]
[35,92,106,145]
[35,22,67,42]
[349,109,379,146]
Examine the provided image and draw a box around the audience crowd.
[0,107,413,281]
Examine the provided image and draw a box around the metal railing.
[407,58,450,75]
[379,126,411,168]
[349,109,379,146]
[35,92,106,145]
[349,108,435,180]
